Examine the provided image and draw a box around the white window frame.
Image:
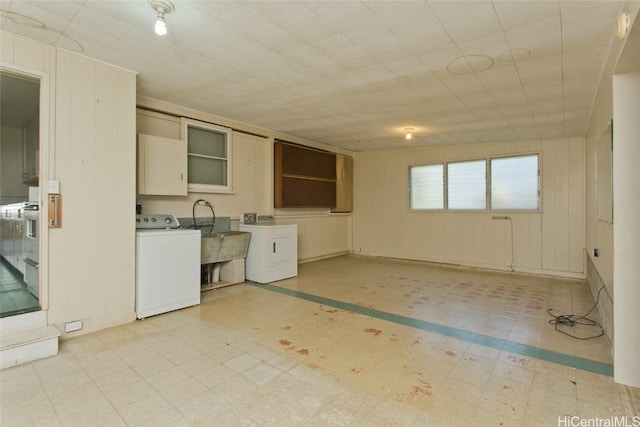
[409,153,541,213]
[182,118,233,194]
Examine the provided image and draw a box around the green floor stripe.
[246,281,613,377]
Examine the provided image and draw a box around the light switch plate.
[48,180,60,194]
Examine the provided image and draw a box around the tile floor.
[1,255,638,426]
[0,258,39,318]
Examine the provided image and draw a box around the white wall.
[274,214,351,262]
[610,3,640,389]
[612,72,640,388]
[584,53,617,342]
[584,2,640,356]
[47,50,137,335]
[353,138,585,278]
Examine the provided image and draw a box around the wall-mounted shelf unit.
[274,141,337,208]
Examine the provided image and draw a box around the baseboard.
[298,251,350,264]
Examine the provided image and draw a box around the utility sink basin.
[201,231,251,264]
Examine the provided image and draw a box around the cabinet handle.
[273,242,276,253]
[180,173,184,181]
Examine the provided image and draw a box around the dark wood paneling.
[274,142,284,208]
[281,143,336,179]
[281,177,336,208]
[274,141,338,208]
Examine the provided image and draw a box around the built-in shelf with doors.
[137,133,187,196]
[274,140,353,212]
[137,120,232,196]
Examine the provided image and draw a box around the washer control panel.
[135,214,181,229]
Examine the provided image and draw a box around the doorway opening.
[0,69,41,318]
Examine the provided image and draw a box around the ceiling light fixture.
[404,128,414,140]
[155,14,167,36]
[148,0,174,36]
[617,11,630,40]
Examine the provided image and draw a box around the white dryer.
[239,224,297,283]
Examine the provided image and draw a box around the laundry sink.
[200,231,251,264]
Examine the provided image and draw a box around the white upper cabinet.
[137,133,187,196]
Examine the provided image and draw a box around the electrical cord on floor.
[547,285,605,340]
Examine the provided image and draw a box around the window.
[183,118,232,193]
[447,160,486,210]
[409,154,539,211]
[490,155,539,210]
[410,164,443,210]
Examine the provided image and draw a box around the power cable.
[547,286,606,340]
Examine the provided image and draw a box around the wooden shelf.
[274,140,352,211]
[274,141,336,208]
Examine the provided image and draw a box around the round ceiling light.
[404,128,414,140]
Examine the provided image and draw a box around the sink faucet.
[192,199,215,234]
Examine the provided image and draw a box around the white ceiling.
[0,1,627,151]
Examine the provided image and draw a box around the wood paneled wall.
[49,50,137,332]
[353,138,585,277]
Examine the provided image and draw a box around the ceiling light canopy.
[148,0,174,36]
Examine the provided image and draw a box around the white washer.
[135,214,200,319]
[239,223,297,283]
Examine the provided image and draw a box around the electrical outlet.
[65,320,83,333]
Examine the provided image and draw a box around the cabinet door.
[270,236,290,265]
[138,134,187,195]
[333,154,353,212]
